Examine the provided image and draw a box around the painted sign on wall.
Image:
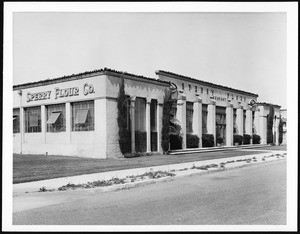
[26,83,95,102]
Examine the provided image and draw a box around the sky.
[13,12,287,108]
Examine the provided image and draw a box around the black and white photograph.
[2,1,298,232]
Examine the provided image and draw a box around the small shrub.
[233,135,243,145]
[216,137,224,144]
[186,134,199,148]
[278,118,284,145]
[124,152,144,158]
[39,187,47,192]
[202,134,214,147]
[170,134,183,150]
[252,134,261,144]
[243,134,251,145]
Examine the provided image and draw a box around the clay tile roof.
[156,70,259,97]
[256,102,281,108]
[13,67,170,90]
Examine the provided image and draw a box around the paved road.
[13,159,286,225]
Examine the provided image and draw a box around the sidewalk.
[13,146,287,195]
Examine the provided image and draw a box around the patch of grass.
[55,170,176,192]
[38,186,55,192]
[226,160,235,164]
[179,168,188,171]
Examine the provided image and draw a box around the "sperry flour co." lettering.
[26,83,95,102]
[27,91,52,102]
[55,87,79,99]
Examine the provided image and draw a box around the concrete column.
[130,97,136,153]
[226,103,233,146]
[177,95,187,149]
[245,107,253,135]
[275,116,279,145]
[236,105,243,135]
[259,106,267,144]
[192,96,202,148]
[41,105,46,144]
[245,107,253,144]
[207,99,216,146]
[254,109,260,135]
[146,98,151,153]
[66,102,71,144]
[157,102,163,153]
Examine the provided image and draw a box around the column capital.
[146,97,151,104]
[130,96,136,102]
[234,103,243,109]
[194,96,202,103]
[178,93,187,101]
[244,105,251,111]
[208,98,216,106]
[226,102,233,108]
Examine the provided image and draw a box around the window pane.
[150,100,157,132]
[186,102,193,133]
[75,109,89,124]
[135,97,146,132]
[47,104,66,132]
[13,108,20,133]
[47,112,61,124]
[72,101,94,131]
[25,106,41,133]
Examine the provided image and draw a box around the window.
[135,97,146,132]
[13,108,20,133]
[233,109,237,134]
[211,90,214,96]
[244,97,246,102]
[201,87,203,94]
[150,100,157,132]
[47,104,66,132]
[182,83,184,90]
[202,104,208,134]
[72,101,94,131]
[195,86,197,93]
[227,93,229,99]
[125,96,131,131]
[188,84,191,91]
[243,110,246,134]
[216,107,226,140]
[252,111,256,134]
[236,95,238,100]
[207,89,209,95]
[186,102,193,133]
[240,96,242,101]
[25,106,41,133]
[232,94,234,100]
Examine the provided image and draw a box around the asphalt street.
[13,159,286,225]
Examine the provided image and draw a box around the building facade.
[13,68,283,158]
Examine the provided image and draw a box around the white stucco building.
[13,68,283,158]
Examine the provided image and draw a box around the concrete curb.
[92,157,286,194]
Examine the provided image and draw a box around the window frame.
[72,100,95,131]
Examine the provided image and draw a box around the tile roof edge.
[256,102,281,108]
[155,70,259,97]
[13,68,169,90]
